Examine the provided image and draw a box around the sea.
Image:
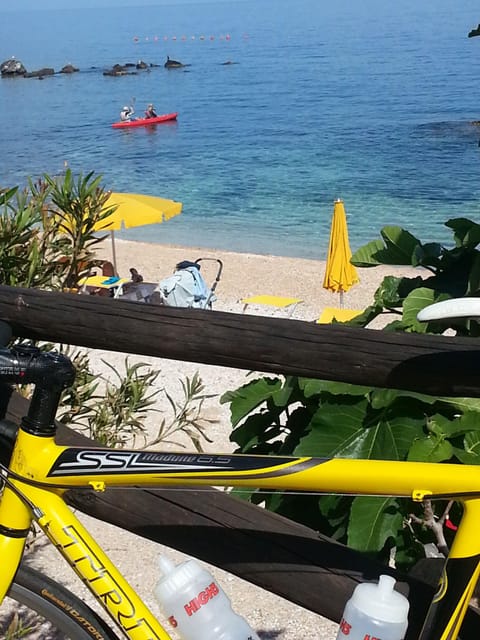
[1,0,480,259]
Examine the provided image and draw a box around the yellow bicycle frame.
[2,425,480,639]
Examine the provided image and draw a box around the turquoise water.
[1,0,480,258]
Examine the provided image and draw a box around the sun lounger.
[317,307,362,323]
[241,295,303,318]
[78,275,129,298]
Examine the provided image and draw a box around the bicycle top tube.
[2,341,480,504]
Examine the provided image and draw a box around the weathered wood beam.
[0,285,479,396]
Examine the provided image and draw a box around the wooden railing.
[0,285,479,396]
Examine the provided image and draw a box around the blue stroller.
[154,258,223,310]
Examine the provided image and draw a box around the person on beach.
[144,103,157,118]
[120,105,135,121]
[130,267,143,283]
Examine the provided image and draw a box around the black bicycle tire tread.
[3,564,120,640]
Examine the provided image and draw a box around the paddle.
[129,96,136,120]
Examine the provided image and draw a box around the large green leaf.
[427,411,480,438]
[464,431,480,458]
[454,431,480,463]
[230,413,283,450]
[455,411,480,434]
[407,435,453,462]
[350,238,386,267]
[451,446,480,465]
[220,377,283,427]
[370,388,443,409]
[295,397,423,460]
[271,376,296,406]
[299,378,370,398]
[348,497,403,552]
[373,276,406,307]
[294,398,368,457]
[445,218,480,249]
[443,398,480,414]
[402,287,438,332]
[380,226,422,265]
[377,414,425,458]
[351,227,421,267]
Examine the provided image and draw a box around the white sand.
[22,240,424,639]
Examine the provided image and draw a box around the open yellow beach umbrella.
[323,199,359,306]
[97,192,182,270]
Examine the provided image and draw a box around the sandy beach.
[20,239,424,639]
[101,237,421,321]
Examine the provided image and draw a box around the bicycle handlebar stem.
[0,346,76,436]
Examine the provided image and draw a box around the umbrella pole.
[340,290,344,308]
[110,230,118,274]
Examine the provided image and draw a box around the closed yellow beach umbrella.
[323,199,359,306]
[96,192,182,270]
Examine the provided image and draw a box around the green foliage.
[55,347,161,447]
[222,218,480,570]
[4,611,36,639]
[55,348,215,451]
[349,219,480,335]
[0,172,109,291]
[147,372,217,452]
[0,182,60,289]
[44,169,114,289]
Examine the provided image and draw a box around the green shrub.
[222,219,480,570]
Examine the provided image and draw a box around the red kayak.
[111,112,178,129]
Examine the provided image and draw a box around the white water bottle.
[336,574,410,640]
[154,555,261,640]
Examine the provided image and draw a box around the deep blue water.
[1,0,480,258]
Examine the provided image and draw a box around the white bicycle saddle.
[417,298,480,322]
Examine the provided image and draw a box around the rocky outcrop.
[23,68,54,78]
[103,63,134,77]
[468,23,480,37]
[103,60,159,76]
[164,56,187,68]
[60,64,79,74]
[1,59,80,78]
[1,58,27,76]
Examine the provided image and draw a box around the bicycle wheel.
[0,564,121,640]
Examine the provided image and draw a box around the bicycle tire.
[1,564,121,640]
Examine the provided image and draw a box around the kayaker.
[145,103,157,118]
[120,105,134,121]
